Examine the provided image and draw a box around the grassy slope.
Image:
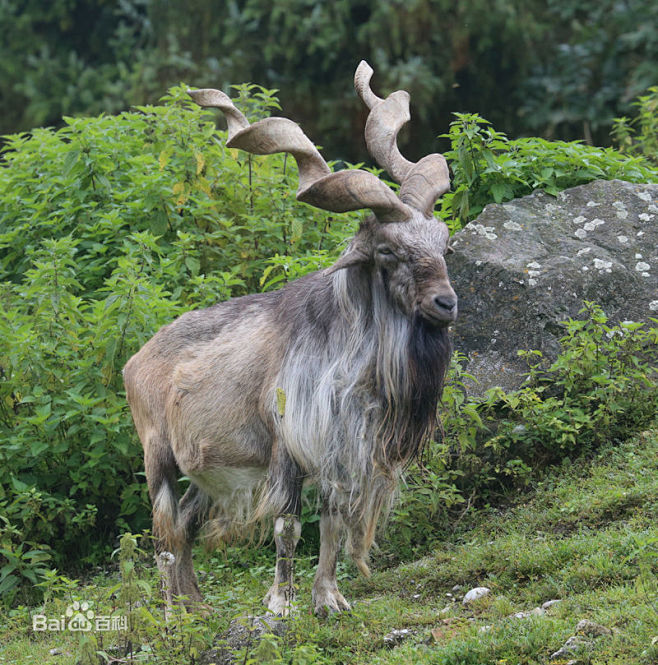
[1,428,656,665]
[355,427,658,664]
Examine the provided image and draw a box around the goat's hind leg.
[172,483,209,610]
[312,508,351,617]
[263,450,303,616]
[144,437,180,614]
[146,442,207,614]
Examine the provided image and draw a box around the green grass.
[1,428,656,664]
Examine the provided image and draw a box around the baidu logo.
[66,600,95,631]
[32,601,127,632]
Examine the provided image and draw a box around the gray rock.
[511,610,532,619]
[575,619,612,637]
[229,614,287,641]
[550,635,593,660]
[542,599,563,610]
[198,644,233,665]
[383,628,416,647]
[462,586,491,605]
[447,180,658,396]
[198,614,287,665]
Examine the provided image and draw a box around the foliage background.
[1,0,657,160]
[0,82,656,602]
[0,0,657,605]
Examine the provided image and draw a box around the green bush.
[438,112,658,230]
[612,86,658,166]
[0,84,356,601]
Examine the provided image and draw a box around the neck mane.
[273,264,452,525]
[333,264,452,465]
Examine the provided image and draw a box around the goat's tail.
[145,433,181,552]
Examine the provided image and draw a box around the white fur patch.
[187,466,267,540]
[153,483,177,522]
[191,466,266,501]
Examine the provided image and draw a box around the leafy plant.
[612,86,658,166]
[438,112,658,229]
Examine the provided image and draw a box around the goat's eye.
[377,246,396,258]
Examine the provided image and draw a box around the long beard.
[380,312,452,465]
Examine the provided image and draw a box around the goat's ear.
[324,244,371,275]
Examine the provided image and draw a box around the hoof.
[312,587,351,618]
[263,587,295,617]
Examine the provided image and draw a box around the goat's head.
[189,61,457,326]
[332,212,456,325]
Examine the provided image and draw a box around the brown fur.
[125,70,457,615]
[124,211,455,615]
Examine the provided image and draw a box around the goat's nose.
[433,294,457,313]
[420,290,458,324]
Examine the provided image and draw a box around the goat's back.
[123,272,336,492]
[124,288,288,474]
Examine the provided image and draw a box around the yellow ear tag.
[276,387,287,417]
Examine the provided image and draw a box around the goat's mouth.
[417,290,458,327]
[417,305,457,328]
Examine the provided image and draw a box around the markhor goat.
[123,61,457,617]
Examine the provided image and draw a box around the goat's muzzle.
[419,288,458,326]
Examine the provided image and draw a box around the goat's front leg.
[264,513,302,615]
[263,450,303,616]
[312,509,351,617]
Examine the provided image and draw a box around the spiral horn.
[188,88,412,223]
[354,61,450,218]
